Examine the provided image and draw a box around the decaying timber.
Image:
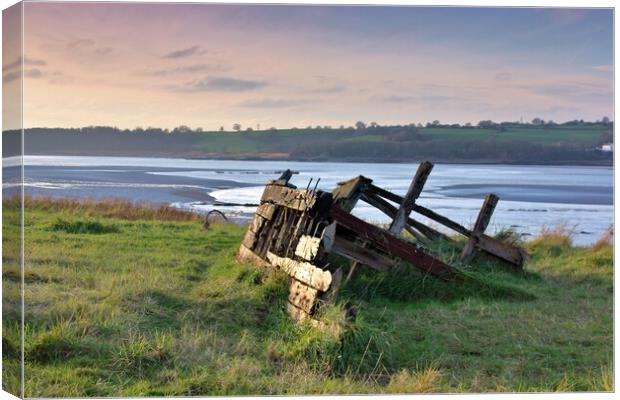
[236,162,527,327]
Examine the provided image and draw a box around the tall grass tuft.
[528,225,574,254]
[15,195,201,221]
[51,218,120,234]
[591,226,613,252]
[386,366,442,393]
[113,330,172,377]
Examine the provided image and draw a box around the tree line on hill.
[1,119,613,165]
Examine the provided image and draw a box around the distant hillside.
[4,123,613,165]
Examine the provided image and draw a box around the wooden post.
[388,161,433,235]
[332,176,372,282]
[278,169,294,182]
[332,176,372,212]
[461,193,499,263]
[360,192,449,242]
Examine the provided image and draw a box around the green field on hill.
[12,123,613,164]
[2,198,613,396]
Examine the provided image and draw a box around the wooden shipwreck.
[237,161,526,326]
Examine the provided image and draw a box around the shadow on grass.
[339,262,536,305]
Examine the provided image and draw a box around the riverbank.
[3,198,613,396]
[186,153,614,167]
[15,157,614,246]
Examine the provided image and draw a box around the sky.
[3,2,614,130]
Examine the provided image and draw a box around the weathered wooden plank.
[330,205,458,279]
[361,192,449,242]
[261,184,316,211]
[254,207,283,258]
[295,235,322,261]
[278,169,294,182]
[255,203,277,220]
[242,229,259,249]
[249,214,266,234]
[476,234,526,268]
[332,176,372,212]
[389,161,433,235]
[284,212,307,258]
[366,184,472,236]
[273,208,294,254]
[288,279,318,314]
[332,235,395,272]
[474,194,499,233]
[404,224,427,243]
[322,267,343,306]
[266,252,332,291]
[399,193,522,267]
[461,193,500,262]
[237,244,271,268]
[286,302,325,328]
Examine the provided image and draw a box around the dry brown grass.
[385,367,442,394]
[591,226,613,252]
[5,195,201,221]
[528,225,574,249]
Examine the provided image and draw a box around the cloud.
[494,72,512,81]
[67,38,95,49]
[94,47,113,56]
[379,94,453,103]
[239,98,313,108]
[593,65,613,72]
[517,81,610,98]
[309,84,347,94]
[163,45,206,59]
[47,71,74,85]
[3,56,47,72]
[176,76,267,92]
[309,75,347,94]
[3,68,43,83]
[138,63,230,77]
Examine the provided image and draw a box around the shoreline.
[22,152,614,167]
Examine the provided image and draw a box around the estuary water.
[13,155,613,245]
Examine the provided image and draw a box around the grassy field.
[196,124,610,150]
[2,198,613,396]
[15,123,612,164]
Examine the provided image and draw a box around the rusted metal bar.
[330,205,458,280]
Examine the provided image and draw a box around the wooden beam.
[389,161,434,235]
[255,203,277,220]
[237,244,271,268]
[367,183,471,236]
[360,192,449,242]
[289,279,318,314]
[266,252,332,291]
[286,302,325,329]
[278,169,294,182]
[332,176,373,281]
[461,193,499,263]
[295,235,322,261]
[332,175,372,212]
[261,184,316,211]
[474,194,499,234]
[331,235,395,272]
[330,205,458,279]
[413,204,471,236]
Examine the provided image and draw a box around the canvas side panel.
[2,2,24,398]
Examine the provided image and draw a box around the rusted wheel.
[203,209,228,230]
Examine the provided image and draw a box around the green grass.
[419,124,607,145]
[2,198,613,396]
